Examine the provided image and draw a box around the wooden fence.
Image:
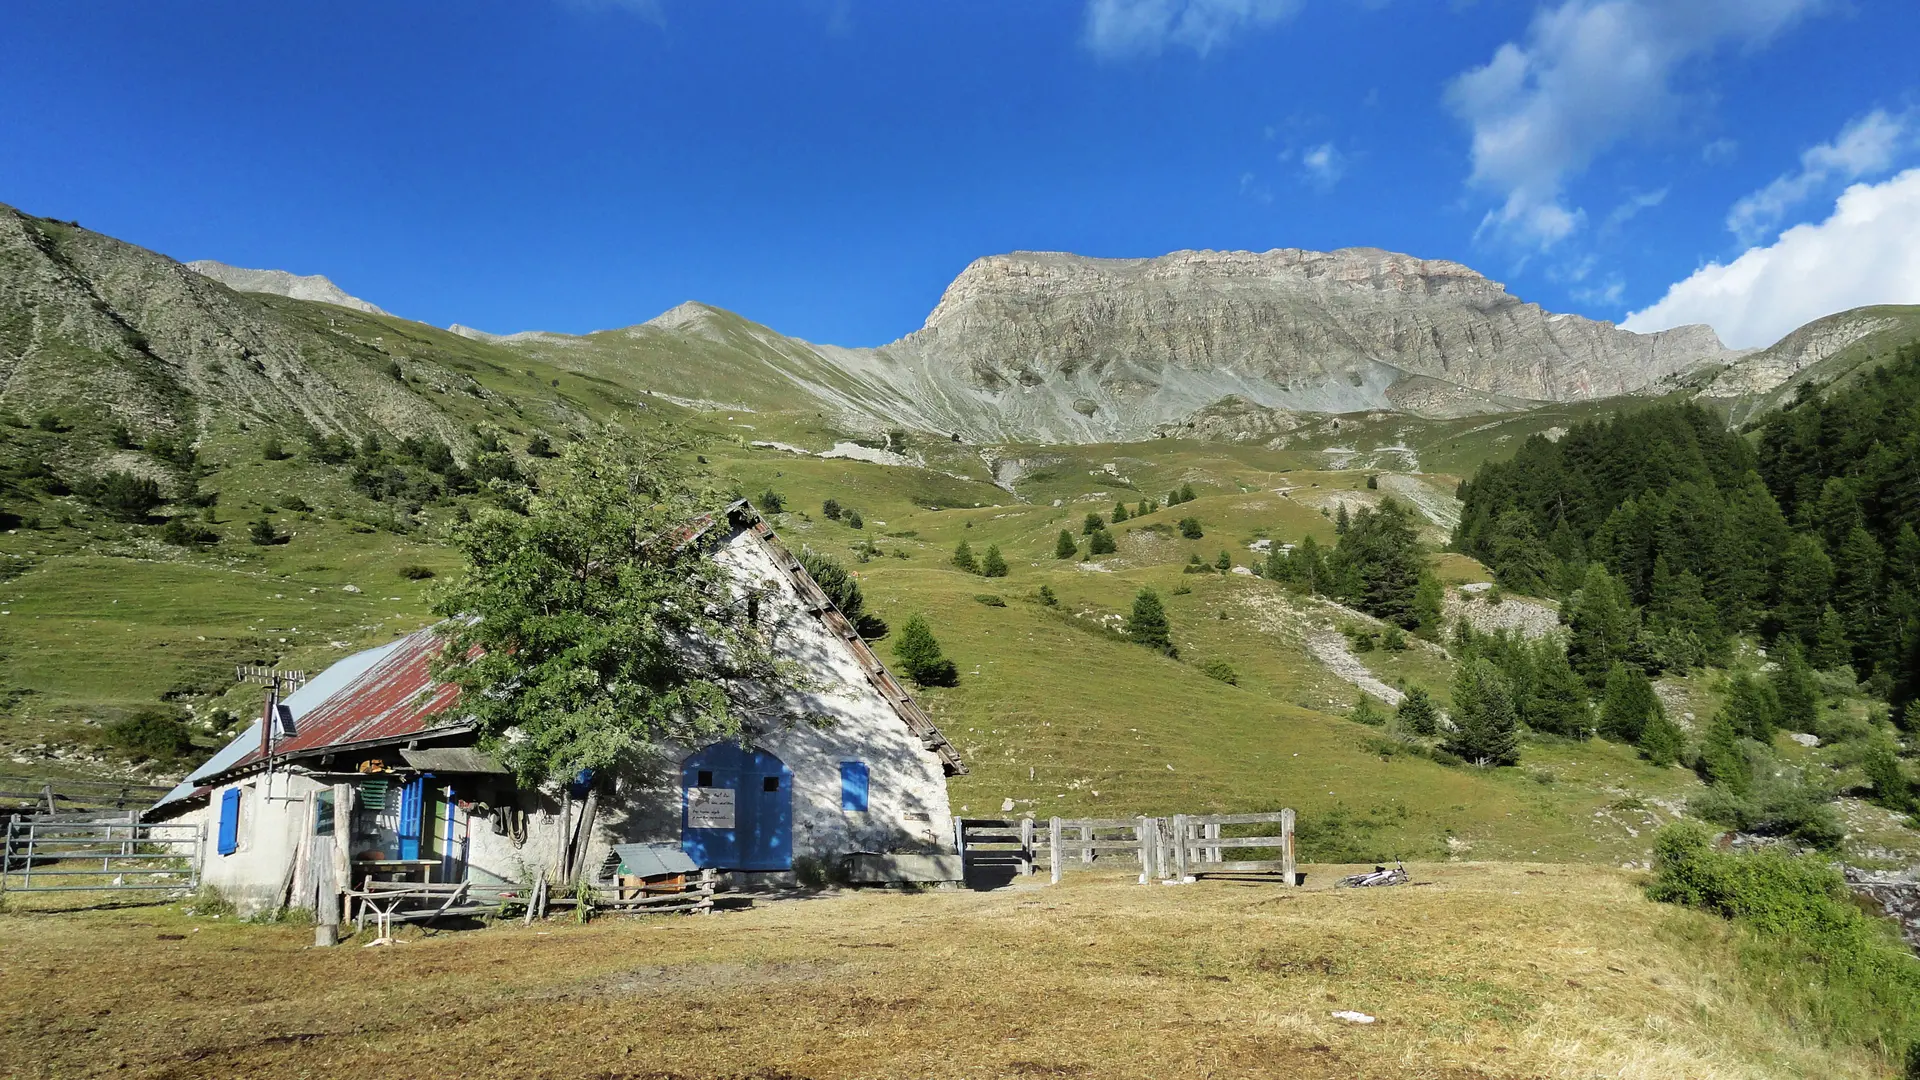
[0,776,172,816]
[958,810,1297,887]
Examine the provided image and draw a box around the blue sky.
[3,1,1917,348]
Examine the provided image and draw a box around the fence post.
[1049,818,1063,884]
[1281,808,1297,886]
[1171,814,1189,882]
[1203,821,1219,863]
[1080,824,1094,865]
[1134,816,1152,884]
[1019,817,1035,876]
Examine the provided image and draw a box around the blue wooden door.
[681,743,792,872]
[396,776,426,860]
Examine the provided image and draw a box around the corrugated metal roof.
[219,626,464,776]
[612,842,699,878]
[150,637,411,812]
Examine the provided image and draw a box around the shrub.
[757,489,785,515]
[973,594,1006,607]
[821,498,842,521]
[92,471,163,521]
[1201,659,1239,685]
[798,548,887,639]
[1183,554,1210,574]
[1350,694,1387,726]
[103,708,195,765]
[399,565,437,580]
[160,517,218,546]
[1036,585,1058,607]
[1214,550,1231,571]
[847,510,863,529]
[262,435,290,461]
[1178,517,1203,539]
[248,517,281,546]
[1381,626,1408,652]
[34,412,69,432]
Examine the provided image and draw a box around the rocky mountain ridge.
[186,260,388,316]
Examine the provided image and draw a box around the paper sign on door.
[686,786,736,829]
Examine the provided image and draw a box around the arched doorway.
[680,743,793,871]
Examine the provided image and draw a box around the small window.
[762,775,781,793]
[217,788,241,855]
[840,762,869,812]
[313,791,335,836]
[696,770,714,787]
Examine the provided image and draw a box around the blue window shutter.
[840,761,869,812]
[216,789,241,855]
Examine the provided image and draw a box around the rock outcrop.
[186,260,389,316]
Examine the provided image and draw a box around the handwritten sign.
[686,786,736,829]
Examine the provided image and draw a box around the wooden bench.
[346,879,471,938]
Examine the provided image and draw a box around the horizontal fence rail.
[2,816,203,893]
[963,811,1296,887]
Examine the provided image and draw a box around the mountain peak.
[186,261,389,316]
[644,300,727,332]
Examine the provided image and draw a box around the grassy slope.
[0,865,1884,1080]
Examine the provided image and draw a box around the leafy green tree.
[1178,517,1203,539]
[1055,530,1078,559]
[952,540,978,573]
[1126,588,1174,656]
[1088,529,1117,555]
[1083,512,1105,535]
[892,614,958,687]
[1395,687,1440,736]
[1770,638,1820,733]
[1111,501,1129,523]
[981,545,1008,578]
[1598,663,1661,744]
[1445,659,1519,766]
[429,432,783,783]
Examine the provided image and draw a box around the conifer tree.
[1329,499,1426,629]
[821,498,842,520]
[1598,663,1660,744]
[1214,550,1231,571]
[1395,686,1440,736]
[1126,588,1174,656]
[1137,498,1154,517]
[952,540,978,574]
[1637,710,1685,767]
[1526,641,1590,738]
[1566,564,1635,690]
[1088,529,1117,555]
[1178,517,1204,539]
[1055,530,1078,559]
[1444,659,1519,766]
[1349,694,1386,726]
[1178,483,1195,504]
[892,614,958,687]
[981,545,1008,578]
[1111,502,1129,523]
[1770,638,1820,733]
[1862,739,1913,811]
[1083,512,1105,535]
[847,510,863,529]
[1721,673,1779,741]
[1414,573,1445,639]
[1774,534,1833,647]
[1263,544,1289,582]
[1810,605,1851,670]
[1334,503,1350,535]
[1697,713,1750,795]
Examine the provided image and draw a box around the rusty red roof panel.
[229,626,464,771]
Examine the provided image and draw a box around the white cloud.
[560,0,665,23]
[1622,168,1920,348]
[1725,109,1914,245]
[1300,143,1345,187]
[1083,0,1301,58]
[1601,187,1667,233]
[1446,0,1818,250]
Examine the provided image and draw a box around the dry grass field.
[0,864,1877,1080]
